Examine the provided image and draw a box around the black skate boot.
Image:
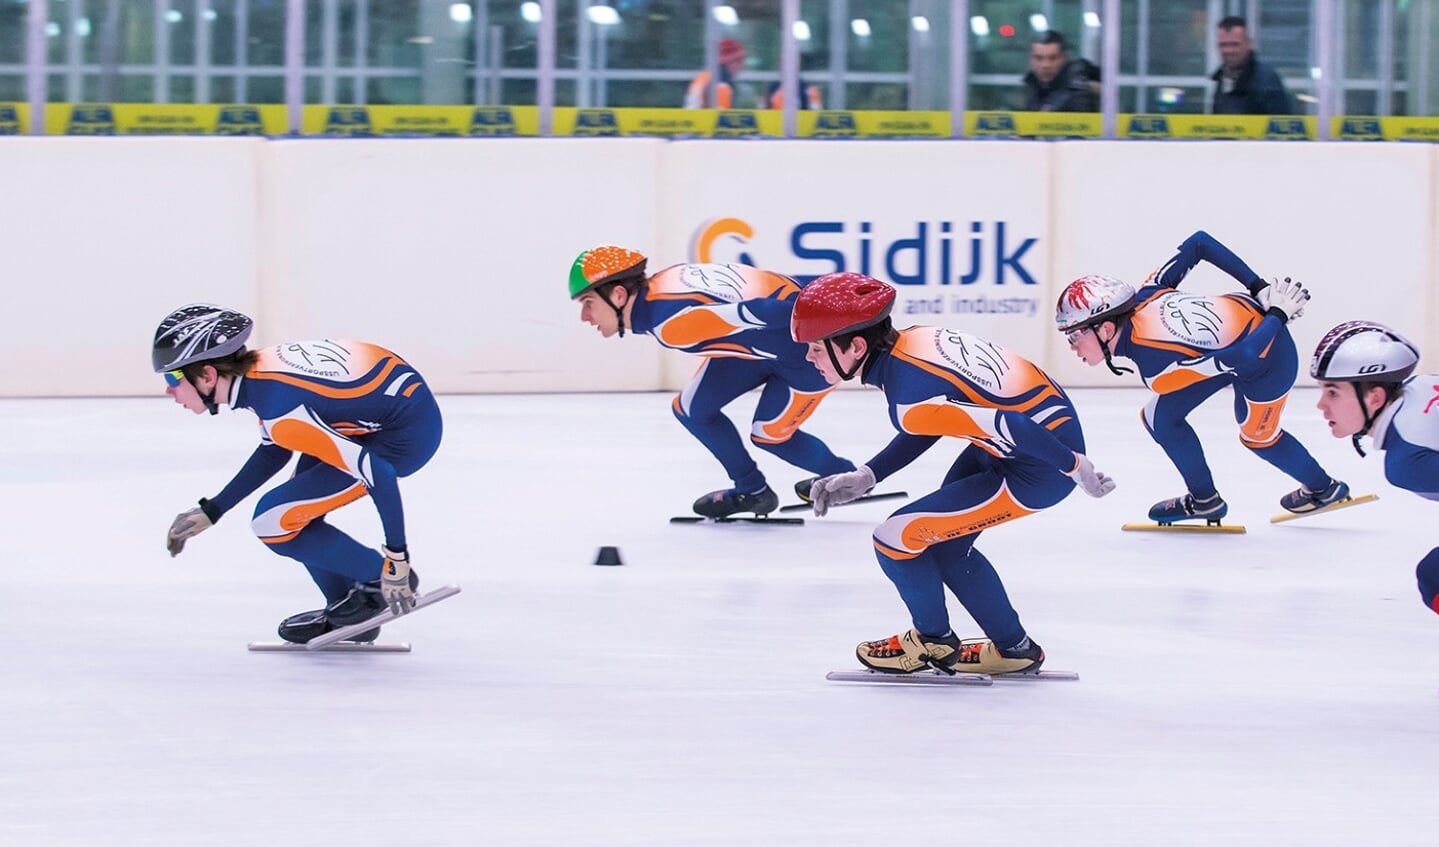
[1148,492,1227,525]
[1279,478,1350,514]
[794,477,820,503]
[277,568,420,645]
[692,485,779,518]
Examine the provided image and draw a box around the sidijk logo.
[690,217,1038,286]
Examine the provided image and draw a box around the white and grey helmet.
[152,304,254,373]
[1309,320,1419,383]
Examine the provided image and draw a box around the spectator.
[1211,16,1293,114]
[685,37,749,109]
[1021,31,1099,112]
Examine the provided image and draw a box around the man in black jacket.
[1021,31,1099,112]
[1211,16,1293,114]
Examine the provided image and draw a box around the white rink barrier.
[0,137,1433,397]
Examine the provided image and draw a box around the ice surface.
[2,388,1436,847]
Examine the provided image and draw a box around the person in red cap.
[792,272,1116,676]
[685,38,748,109]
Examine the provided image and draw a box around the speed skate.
[1121,521,1247,534]
[826,668,1079,686]
[305,584,462,650]
[248,585,462,652]
[248,641,412,653]
[1270,493,1378,524]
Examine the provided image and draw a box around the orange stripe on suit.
[873,484,1037,560]
[257,482,368,543]
[752,388,831,444]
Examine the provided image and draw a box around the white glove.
[380,546,416,615]
[1262,276,1310,323]
[1066,454,1116,499]
[812,465,876,517]
[166,505,214,557]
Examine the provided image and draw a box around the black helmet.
[152,304,254,373]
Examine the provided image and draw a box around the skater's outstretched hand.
[166,503,214,557]
[1066,453,1116,498]
[812,465,876,517]
[380,546,416,615]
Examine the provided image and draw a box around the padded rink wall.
[0,136,1433,397]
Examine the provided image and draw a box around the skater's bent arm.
[865,432,941,482]
[995,410,1087,471]
[207,443,294,518]
[1386,445,1439,500]
[1153,230,1265,294]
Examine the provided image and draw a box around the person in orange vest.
[685,38,748,109]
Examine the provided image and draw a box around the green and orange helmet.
[568,246,649,300]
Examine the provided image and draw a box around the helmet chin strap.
[609,290,628,338]
[1350,383,1377,457]
[1096,328,1133,376]
[189,379,221,415]
[824,339,865,381]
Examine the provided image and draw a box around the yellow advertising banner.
[0,102,28,134]
[14,102,1439,143]
[47,103,287,135]
[550,107,782,137]
[1119,114,1311,140]
[966,111,1103,138]
[302,105,543,136]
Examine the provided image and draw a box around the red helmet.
[791,272,897,343]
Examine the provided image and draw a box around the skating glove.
[811,465,876,517]
[1066,454,1116,498]
[1260,276,1309,323]
[166,499,217,557]
[380,546,416,615]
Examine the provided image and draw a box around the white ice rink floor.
[4,387,1437,847]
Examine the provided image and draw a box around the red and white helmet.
[1310,321,1419,382]
[791,272,896,343]
[1055,275,1137,333]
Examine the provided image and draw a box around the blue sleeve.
[738,297,794,328]
[866,432,942,482]
[208,443,294,518]
[1385,444,1439,500]
[1154,230,1266,295]
[364,454,408,550]
[997,411,1080,471]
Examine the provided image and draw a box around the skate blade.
[777,490,909,514]
[248,642,411,653]
[305,584,462,651]
[1270,493,1378,524]
[991,669,1080,681]
[1121,521,1247,534]
[825,669,994,686]
[670,515,805,526]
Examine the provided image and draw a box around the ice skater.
[793,272,1115,676]
[1056,229,1347,526]
[153,304,443,644]
[568,245,855,519]
[1311,321,1439,617]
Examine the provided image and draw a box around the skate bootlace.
[864,635,905,658]
[958,641,985,663]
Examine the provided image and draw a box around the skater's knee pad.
[1417,548,1439,614]
[252,484,368,544]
